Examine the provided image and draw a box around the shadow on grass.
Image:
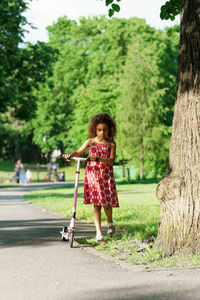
[0,185,20,188]
[24,192,84,201]
[49,183,84,190]
[77,220,159,249]
[117,222,158,240]
[25,193,75,200]
[116,177,163,185]
[116,190,155,194]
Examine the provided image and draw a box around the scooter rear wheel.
[69,231,74,248]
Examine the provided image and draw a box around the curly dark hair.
[88,113,117,139]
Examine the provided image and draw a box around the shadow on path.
[0,183,96,249]
[77,285,199,300]
[0,218,96,249]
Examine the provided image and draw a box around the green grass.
[24,183,160,241]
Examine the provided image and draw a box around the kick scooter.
[60,157,87,247]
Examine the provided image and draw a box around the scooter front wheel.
[69,231,74,248]
[60,226,69,241]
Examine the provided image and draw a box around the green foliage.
[160,0,180,21]
[34,16,124,152]
[167,24,180,36]
[103,0,121,17]
[103,0,180,20]
[0,0,29,112]
[13,42,57,120]
[116,23,178,175]
[0,0,57,161]
[111,3,120,12]
[108,8,114,17]
[106,0,114,6]
[32,16,178,175]
[160,0,181,36]
[0,41,57,161]
[1,8,179,172]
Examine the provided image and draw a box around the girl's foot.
[107,220,115,236]
[96,234,106,242]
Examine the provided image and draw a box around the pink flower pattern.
[83,142,119,207]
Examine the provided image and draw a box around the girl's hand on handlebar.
[90,156,96,162]
[63,154,72,161]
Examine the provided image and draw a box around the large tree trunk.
[156,0,200,255]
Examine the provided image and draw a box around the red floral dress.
[83,142,119,207]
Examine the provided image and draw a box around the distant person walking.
[25,169,32,184]
[14,159,24,183]
[52,163,59,182]
[59,171,65,182]
[64,113,119,242]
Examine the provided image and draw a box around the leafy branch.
[104,0,121,17]
[160,0,180,35]
[160,0,180,21]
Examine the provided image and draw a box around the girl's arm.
[64,139,92,160]
[90,142,116,165]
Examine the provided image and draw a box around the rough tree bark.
[156,0,200,255]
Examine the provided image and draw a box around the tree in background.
[117,37,164,179]
[33,16,124,153]
[0,42,56,161]
[117,27,178,178]
[0,0,57,161]
[65,16,128,152]
[0,0,29,112]
[33,16,177,175]
[33,17,88,153]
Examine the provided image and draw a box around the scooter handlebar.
[61,155,87,162]
[70,157,87,161]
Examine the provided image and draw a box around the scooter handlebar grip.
[61,154,72,160]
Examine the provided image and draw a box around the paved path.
[0,183,200,300]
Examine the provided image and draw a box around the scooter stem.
[70,159,81,228]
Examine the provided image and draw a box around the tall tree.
[155,0,200,255]
[103,0,200,255]
[118,39,163,178]
[117,29,178,177]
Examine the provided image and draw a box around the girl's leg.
[103,206,115,235]
[103,206,113,223]
[93,205,102,236]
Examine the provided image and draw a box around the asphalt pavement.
[0,183,200,300]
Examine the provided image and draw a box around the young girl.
[64,113,119,242]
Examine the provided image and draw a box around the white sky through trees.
[23,0,179,43]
